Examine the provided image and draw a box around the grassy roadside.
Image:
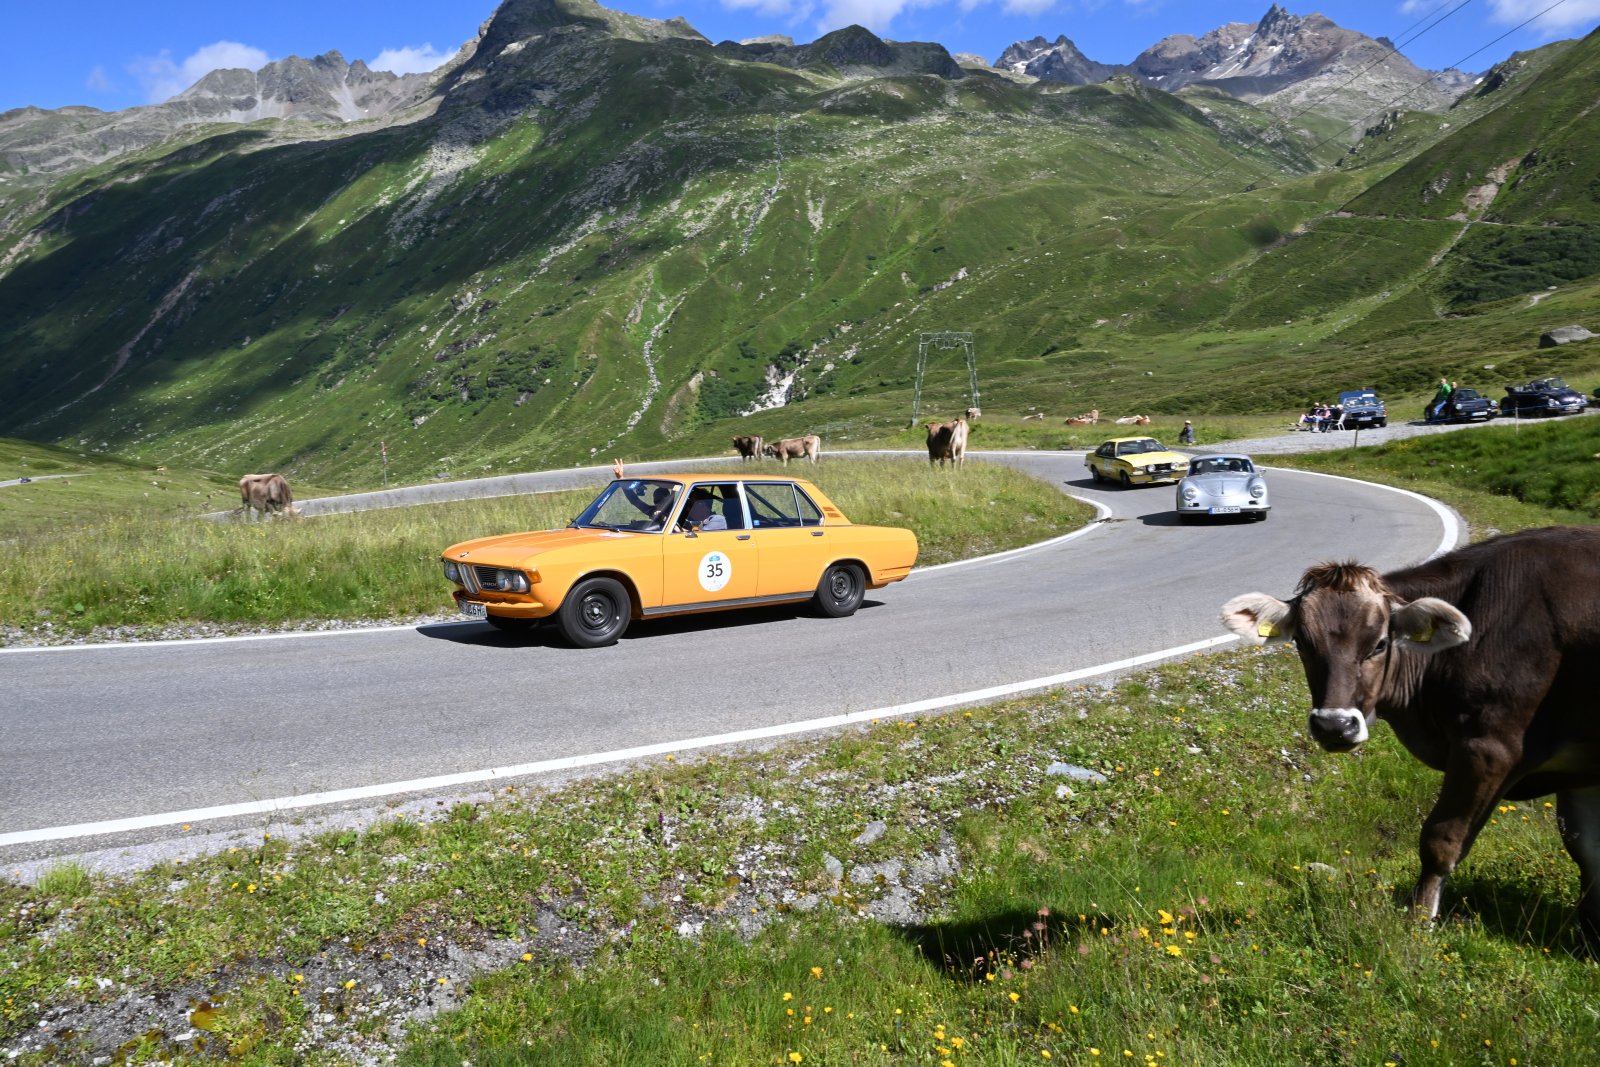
[4,647,1594,1065]
[5,427,1598,1064]
[1272,414,1600,535]
[0,459,1094,640]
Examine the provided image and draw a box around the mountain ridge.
[0,0,1593,485]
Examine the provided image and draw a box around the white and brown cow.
[1064,409,1100,426]
[732,434,764,462]
[1221,526,1600,939]
[238,473,296,518]
[925,417,968,468]
[1113,414,1151,426]
[763,435,821,465]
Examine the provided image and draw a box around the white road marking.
[0,634,1240,846]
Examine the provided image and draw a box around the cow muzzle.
[1308,707,1368,752]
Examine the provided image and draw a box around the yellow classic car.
[1085,436,1190,487]
[441,473,919,647]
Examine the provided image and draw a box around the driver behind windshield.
[610,459,674,530]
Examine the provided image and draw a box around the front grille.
[473,565,518,592]
[1150,463,1173,474]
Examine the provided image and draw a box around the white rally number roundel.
[698,551,732,593]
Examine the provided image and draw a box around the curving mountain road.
[0,451,1456,863]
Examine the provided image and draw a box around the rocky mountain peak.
[1002,5,1468,125]
[996,34,1117,84]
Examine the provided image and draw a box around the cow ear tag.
[1410,619,1435,643]
[1257,621,1277,639]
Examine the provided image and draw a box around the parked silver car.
[1176,454,1269,522]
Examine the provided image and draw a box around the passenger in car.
[679,489,728,532]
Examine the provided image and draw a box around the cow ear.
[1391,597,1471,654]
[1220,593,1295,645]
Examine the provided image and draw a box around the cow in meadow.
[926,418,968,468]
[238,473,296,518]
[1220,526,1600,940]
[732,435,764,461]
[1113,414,1151,426]
[1064,409,1100,426]
[763,435,821,465]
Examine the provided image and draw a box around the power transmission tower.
[911,331,979,426]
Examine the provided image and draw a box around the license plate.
[459,600,487,619]
[1209,506,1241,515]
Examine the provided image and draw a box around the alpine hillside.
[0,0,1595,486]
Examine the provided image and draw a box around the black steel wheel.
[557,576,630,648]
[813,563,865,618]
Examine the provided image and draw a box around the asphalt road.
[0,451,1455,862]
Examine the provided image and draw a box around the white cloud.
[1002,0,1059,15]
[1484,0,1600,33]
[816,0,948,35]
[130,41,270,103]
[369,44,453,75]
[724,0,813,18]
[85,66,116,94]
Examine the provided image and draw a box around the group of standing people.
[1428,377,1458,420]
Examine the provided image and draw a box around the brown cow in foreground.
[763,435,821,465]
[238,473,296,518]
[732,434,764,461]
[925,417,968,467]
[1221,526,1600,939]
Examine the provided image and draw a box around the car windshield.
[1190,457,1253,475]
[1116,439,1164,456]
[1454,388,1481,401]
[572,479,681,532]
[1340,392,1378,404]
[1538,377,1571,391]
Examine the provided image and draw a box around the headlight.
[1181,485,1200,501]
[443,560,461,584]
[1249,481,1266,499]
[504,571,532,593]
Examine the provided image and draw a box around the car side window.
[678,482,745,532]
[795,487,824,527]
[745,482,802,528]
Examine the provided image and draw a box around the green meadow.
[0,457,1092,639]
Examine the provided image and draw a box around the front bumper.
[453,589,548,619]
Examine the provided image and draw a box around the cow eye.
[1369,638,1389,659]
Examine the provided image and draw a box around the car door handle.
[811,530,825,537]
[736,534,751,540]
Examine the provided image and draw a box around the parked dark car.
[1501,377,1587,418]
[1424,387,1497,423]
[1336,389,1387,428]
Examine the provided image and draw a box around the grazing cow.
[965,406,982,420]
[732,434,764,461]
[925,418,969,468]
[1064,409,1100,426]
[1113,414,1151,426]
[1022,412,1045,421]
[1220,526,1600,939]
[238,473,296,518]
[763,434,821,465]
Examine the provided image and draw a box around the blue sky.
[2,0,1595,113]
